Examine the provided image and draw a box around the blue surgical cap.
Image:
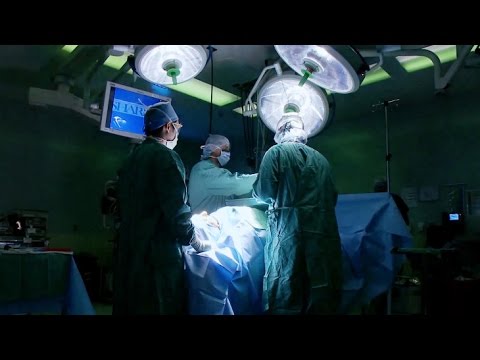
[205,134,230,148]
[144,102,179,133]
[201,134,230,159]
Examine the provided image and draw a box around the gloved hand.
[198,211,220,229]
[190,236,212,253]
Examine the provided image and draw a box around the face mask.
[217,151,230,166]
[164,127,178,150]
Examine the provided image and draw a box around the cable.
[207,45,214,134]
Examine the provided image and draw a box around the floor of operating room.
[93,302,113,315]
[91,289,423,315]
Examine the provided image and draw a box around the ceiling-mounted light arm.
[56,45,87,76]
[244,62,282,117]
[83,48,110,109]
[106,45,139,82]
[109,45,135,57]
[360,46,474,91]
[366,52,384,73]
[435,45,473,89]
[125,49,147,81]
[465,45,480,68]
[125,52,142,83]
[90,61,132,108]
[385,47,473,90]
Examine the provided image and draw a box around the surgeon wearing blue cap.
[113,102,211,315]
[188,134,258,214]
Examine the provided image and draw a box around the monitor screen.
[449,213,460,221]
[100,81,172,140]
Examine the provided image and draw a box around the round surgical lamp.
[134,45,208,85]
[274,45,369,94]
[257,74,330,138]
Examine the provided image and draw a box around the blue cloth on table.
[184,193,413,315]
[64,258,96,315]
[185,207,265,315]
[0,253,95,315]
[337,193,412,313]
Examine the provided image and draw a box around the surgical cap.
[201,134,230,160]
[274,113,308,144]
[144,102,179,133]
[206,134,230,148]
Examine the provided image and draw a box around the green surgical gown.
[253,142,343,315]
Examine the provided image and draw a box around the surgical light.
[274,45,369,94]
[257,74,330,138]
[134,45,208,85]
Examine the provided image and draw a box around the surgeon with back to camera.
[253,112,343,315]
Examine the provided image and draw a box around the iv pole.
[372,99,400,192]
[371,98,400,315]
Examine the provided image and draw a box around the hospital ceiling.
[0,45,478,117]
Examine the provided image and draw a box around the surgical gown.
[113,138,195,315]
[188,160,257,214]
[253,143,343,314]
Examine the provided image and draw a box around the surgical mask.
[152,124,179,149]
[217,151,230,166]
[164,127,179,150]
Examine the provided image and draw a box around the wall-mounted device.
[442,211,465,235]
[100,81,171,140]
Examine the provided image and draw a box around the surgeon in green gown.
[253,113,343,315]
[113,102,210,315]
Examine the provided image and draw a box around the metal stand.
[372,99,400,314]
[372,99,400,192]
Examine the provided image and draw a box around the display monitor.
[100,81,171,140]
